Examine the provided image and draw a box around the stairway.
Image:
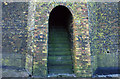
[48,27,73,76]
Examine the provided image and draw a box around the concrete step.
[48,56,72,61]
[48,43,70,48]
[48,40,70,44]
[48,59,72,65]
[48,69,73,74]
[48,65,73,70]
[48,56,72,65]
[48,51,71,56]
[49,37,69,41]
[48,52,71,56]
[48,48,71,51]
[49,33,69,37]
[49,32,69,35]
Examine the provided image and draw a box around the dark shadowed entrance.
[47,5,74,77]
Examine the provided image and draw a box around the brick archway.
[28,2,91,77]
[47,5,75,77]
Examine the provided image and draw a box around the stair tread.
[49,38,69,41]
[48,49,71,50]
[49,48,71,50]
[49,32,69,37]
[48,55,72,57]
[48,51,72,52]
[48,41,70,44]
[48,56,72,63]
[48,57,72,60]
[49,43,70,45]
[48,58,72,61]
[49,47,70,48]
[50,28,66,30]
[49,30,68,32]
[48,54,71,56]
[48,47,71,50]
[48,69,72,71]
[49,44,70,47]
[49,41,69,43]
[48,61,72,65]
[48,51,71,53]
[49,43,70,44]
[49,52,71,53]
[49,45,70,47]
[48,64,73,66]
[48,69,73,72]
[49,39,70,41]
[48,53,71,56]
[49,69,71,71]
[49,32,68,34]
[48,65,73,68]
[49,40,70,43]
[49,71,73,74]
[49,34,69,36]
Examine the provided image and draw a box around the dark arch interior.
[48,5,74,76]
[49,5,73,30]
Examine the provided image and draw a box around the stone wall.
[88,2,119,76]
[2,2,28,69]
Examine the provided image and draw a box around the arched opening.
[47,5,74,77]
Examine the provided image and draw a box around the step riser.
[48,45,70,49]
[48,61,72,65]
[48,48,71,51]
[48,53,71,56]
[48,56,72,60]
[48,41,70,44]
[49,35,69,37]
[48,70,73,74]
[48,39,70,41]
[49,39,69,41]
[48,66,73,70]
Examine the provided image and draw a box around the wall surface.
[2,2,29,77]
[88,2,119,76]
[2,2,28,69]
[1,1,119,78]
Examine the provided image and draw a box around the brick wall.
[2,1,119,78]
[29,2,91,77]
[88,2,119,76]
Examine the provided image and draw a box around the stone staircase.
[48,28,73,76]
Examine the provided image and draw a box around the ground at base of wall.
[48,73,76,77]
[93,74,120,78]
[2,69,120,78]
[2,68,29,77]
